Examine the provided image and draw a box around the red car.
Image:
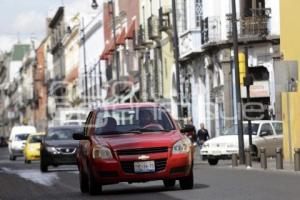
[73,103,195,195]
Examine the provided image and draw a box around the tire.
[251,145,260,162]
[79,169,89,193]
[179,170,194,190]
[88,169,102,195]
[25,159,31,164]
[163,179,176,188]
[208,158,219,166]
[40,159,48,172]
[9,154,16,161]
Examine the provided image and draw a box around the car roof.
[243,120,282,124]
[98,102,161,110]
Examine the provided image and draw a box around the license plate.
[134,161,155,173]
[212,151,221,155]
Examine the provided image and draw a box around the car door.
[259,122,276,157]
[79,112,93,172]
[271,122,283,149]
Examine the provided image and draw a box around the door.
[271,122,283,149]
[258,122,276,157]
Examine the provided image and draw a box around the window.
[195,0,203,27]
[95,107,175,135]
[260,123,274,136]
[272,122,283,135]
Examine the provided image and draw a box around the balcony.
[179,29,202,60]
[159,7,171,32]
[148,15,160,40]
[227,8,271,40]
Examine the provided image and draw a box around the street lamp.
[92,0,120,102]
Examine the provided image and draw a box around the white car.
[8,126,37,160]
[200,120,283,165]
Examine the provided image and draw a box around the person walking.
[197,123,210,148]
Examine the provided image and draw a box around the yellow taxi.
[24,132,45,164]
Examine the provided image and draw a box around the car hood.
[44,140,79,148]
[204,135,259,147]
[93,130,182,150]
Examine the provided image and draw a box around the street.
[0,148,299,200]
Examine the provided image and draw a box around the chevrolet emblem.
[138,155,150,160]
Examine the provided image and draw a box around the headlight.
[46,147,58,153]
[227,144,237,148]
[172,137,192,154]
[202,143,210,148]
[92,146,113,160]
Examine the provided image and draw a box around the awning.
[100,44,109,60]
[116,28,126,45]
[65,66,79,83]
[125,19,136,39]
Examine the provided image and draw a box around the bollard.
[260,147,267,169]
[232,153,238,167]
[294,148,300,171]
[276,147,283,170]
[245,148,252,167]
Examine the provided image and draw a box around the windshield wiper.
[97,130,142,135]
[128,128,171,133]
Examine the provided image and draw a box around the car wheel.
[163,179,176,188]
[179,170,194,190]
[9,154,16,161]
[40,159,48,172]
[88,169,102,195]
[208,158,219,165]
[251,145,260,162]
[79,169,89,193]
[25,159,31,164]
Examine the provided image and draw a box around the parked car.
[200,120,283,165]
[40,126,83,172]
[24,132,45,164]
[73,103,195,195]
[8,126,37,160]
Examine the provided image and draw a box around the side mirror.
[180,124,196,133]
[260,131,268,137]
[73,133,89,140]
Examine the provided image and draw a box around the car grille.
[117,147,168,156]
[120,159,167,174]
[56,147,76,154]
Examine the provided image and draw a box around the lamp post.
[231,0,245,164]
[171,0,183,121]
[92,0,120,102]
[81,18,89,107]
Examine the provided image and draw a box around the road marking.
[0,167,59,186]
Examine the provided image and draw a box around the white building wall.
[266,0,280,36]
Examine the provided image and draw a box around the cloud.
[12,11,46,35]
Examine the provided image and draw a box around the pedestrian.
[197,123,210,148]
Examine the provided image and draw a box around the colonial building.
[178,0,280,136]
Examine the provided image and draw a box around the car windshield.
[28,135,44,143]
[221,123,259,136]
[15,134,30,141]
[94,107,175,135]
[46,127,83,140]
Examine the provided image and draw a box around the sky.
[0,0,100,52]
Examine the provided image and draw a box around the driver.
[139,110,163,129]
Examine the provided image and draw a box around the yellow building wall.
[162,39,175,98]
[280,0,300,160]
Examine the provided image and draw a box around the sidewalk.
[193,147,299,173]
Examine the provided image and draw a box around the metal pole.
[82,18,89,107]
[244,46,253,151]
[260,147,267,169]
[231,0,245,164]
[232,153,238,167]
[294,148,300,171]
[110,0,120,102]
[245,148,252,167]
[276,147,283,170]
[172,0,182,120]
[98,60,103,106]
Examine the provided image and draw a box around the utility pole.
[171,0,182,121]
[231,0,245,164]
[109,0,120,102]
[81,18,89,107]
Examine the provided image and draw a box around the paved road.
[0,147,299,200]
